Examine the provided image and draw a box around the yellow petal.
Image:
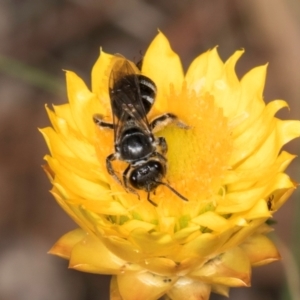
[139,257,178,277]
[50,188,97,233]
[192,211,230,232]
[167,278,211,300]
[42,116,98,165]
[277,119,300,146]
[66,71,102,141]
[67,197,128,215]
[230,100,288,166]
[239,65,266,112]
[120,219,156,233]
[211,50,244,118]
[174,232,227,262]
[110,276,123,300]
[272,184,297,211]
[128,228,176,257]
[242,199,271,220]
[218,172,294,215]
[186,47,224,95]
[46,156,109,201]
[52,103,76,129]
[39,127,74,158]
[69,234,140,274]
[223,50,244,88]
[236,120,300,171]
[241,234,280,266]
[49,228,86,259]
[190,247,251,287]
[103,235,143,263]
[224,149,296,186]
[91,50,113,110]
[220,219,267,252]
[117,271,173,300]
[143,32,184,112]
[217,185,267,214]
[211,284,230,297]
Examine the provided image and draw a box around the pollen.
[155,85,233,203]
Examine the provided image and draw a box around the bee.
[93,56,188,206]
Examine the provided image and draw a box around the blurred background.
[0,0,299,299]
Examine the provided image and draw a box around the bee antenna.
[155,181,189,202]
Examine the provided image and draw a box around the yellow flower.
[40,32,300,300]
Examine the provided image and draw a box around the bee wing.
[109,58,152,144]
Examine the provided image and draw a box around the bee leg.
[147,192,158,207]
[93,113,114,129]
[106,153,122,186]
[157,137,167,155]
[150,113,189,132]
[123,165,140,200]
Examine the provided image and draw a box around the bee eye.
[130,174,137,183]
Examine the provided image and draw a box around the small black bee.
[93,56,188,206]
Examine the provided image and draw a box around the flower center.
[154,86,233,204]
